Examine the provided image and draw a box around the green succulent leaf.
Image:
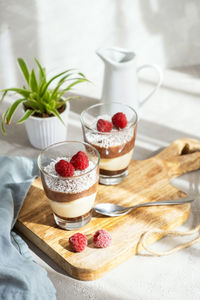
[63,96,77,103]
[34,58,46,82]
[59,79,88,98]
[49,108,65,125]
[29,69,38,92]
[78,72,86,78]
[1,108,9,135]
[40,69,73,97]
[65,78,88,90]
[1,88,31,98]
[50,73,74,100]
[0,90,8,103]
[16,109,34,124]
[6,98,26,124]
[24,100,45,112]
[17,58,30,85]
[58,72,74,85]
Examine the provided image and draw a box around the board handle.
[156,138,200,178]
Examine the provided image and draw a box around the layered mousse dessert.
[81,103,137,185]
[38,142,99,230]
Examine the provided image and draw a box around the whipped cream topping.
[43,157,98,194]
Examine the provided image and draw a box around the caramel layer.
[54,210,92,221]
[100,167,128,176]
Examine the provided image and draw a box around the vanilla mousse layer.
[99,149,133,172]
[48,193,96,218]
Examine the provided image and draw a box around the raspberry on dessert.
[55,160,74,177]
[97,119,113,132]
[69,233,87,252]
[93,229,112,248]
[112,112,127,129]
[70,151,89,170]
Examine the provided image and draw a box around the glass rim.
[37,140,100,179]
[80,101,138,134]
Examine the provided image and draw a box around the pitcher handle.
[137,64,163,107]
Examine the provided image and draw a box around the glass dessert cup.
[38,141,100,230]
[81,102,138,185]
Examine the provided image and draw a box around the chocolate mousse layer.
[85,133,136,159]
[100,167,128,176]
[41,173,98,202]
[54,209,92,222]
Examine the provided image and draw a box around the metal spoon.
[94,197,194,217]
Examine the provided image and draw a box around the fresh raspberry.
[70,151,89,170]
[112,112,127,129]
[97,119,113,132]
[93,229,112,248]
[69,233,87,252]
[55,160,74,177]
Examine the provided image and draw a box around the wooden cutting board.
[15,138,200,280]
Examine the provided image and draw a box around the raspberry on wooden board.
[69,233,88,252]
[93,229,112,248]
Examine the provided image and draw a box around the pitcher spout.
[96,48,107,62]
[96,47,135,66]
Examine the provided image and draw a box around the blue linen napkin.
[0,156,56,300]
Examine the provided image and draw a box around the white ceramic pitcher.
[96,47,163,112]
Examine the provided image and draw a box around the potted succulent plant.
[0,58,88,149]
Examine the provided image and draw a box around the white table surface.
[0,68,200,300]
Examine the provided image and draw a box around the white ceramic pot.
[24,103,70,150]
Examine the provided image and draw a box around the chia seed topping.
[43,157,98,194]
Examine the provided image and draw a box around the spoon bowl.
[94,197,194,217]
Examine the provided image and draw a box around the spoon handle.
[133,197,194,209]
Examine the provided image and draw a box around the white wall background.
[1,0,200,98]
